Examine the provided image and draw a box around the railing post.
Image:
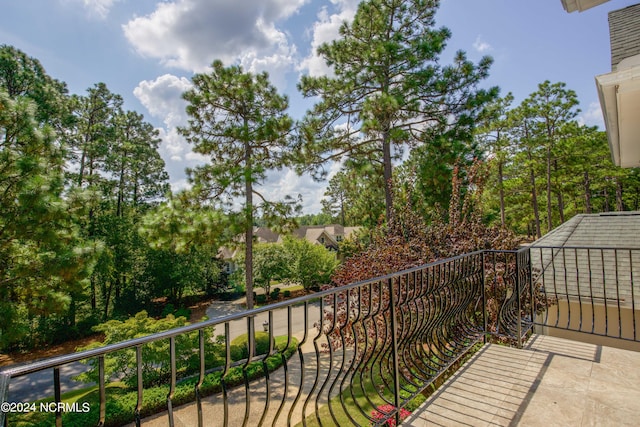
[515,253,523,349]
[0,372,10,427]
[54,367,62,427]
[481,251,488,343]
[527,248,535,335]
[98,355,106,426]
[135,346,143,427]
[166,337,176,427]
[388,277,401,426]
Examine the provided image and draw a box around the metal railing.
[531,246,640,342]
[0,249,535,426]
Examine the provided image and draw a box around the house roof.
[561,0,611,13]
[532,211,640,248]
[595,4,640,168]
[218,224,361,260]
[610,4,640,70]
[531,212,640,305]
[254,227,280,243]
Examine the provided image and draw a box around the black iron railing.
[531,246,640,342]
[0,247,576,426]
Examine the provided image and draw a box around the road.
[4,299,322,403]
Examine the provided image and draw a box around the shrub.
[229,332,274,361]
[283,290,291,298]
[255,294,267,304]
[75,311,219,388]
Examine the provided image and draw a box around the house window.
[336,235,343,242]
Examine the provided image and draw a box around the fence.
[530,246,640,344]
[0,248,557,426]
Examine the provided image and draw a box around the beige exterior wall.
[537,298,640,351]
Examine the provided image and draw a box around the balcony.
[1,246,639,426]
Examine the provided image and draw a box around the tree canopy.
[297,0,496,222]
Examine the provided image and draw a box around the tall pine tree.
[297,0,496,221]
[179,61,295,310]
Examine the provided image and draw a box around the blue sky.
[1,0,636,213]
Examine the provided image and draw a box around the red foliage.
[331,161,519,287]
[370,404,411,426]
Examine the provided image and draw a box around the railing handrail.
[530,245,640,251]
[0,249,487,379]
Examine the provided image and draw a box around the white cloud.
[134,74,203,184]
[134,74,192,127]
[261,162,342,213]
[578,101,605,129]
[123,0,306,80]
[473,35,492,53]
[299,0,359,77]
[64,0,119,18]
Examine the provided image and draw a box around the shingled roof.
[532,211,640,248]
[609,4,640,70]
[531,212,640,305]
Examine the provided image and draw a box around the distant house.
[290,224,361,251]
[219,224,361,273]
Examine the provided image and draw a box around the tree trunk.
[546,145,553,232]
[498,160,506,228]
[557,190,565,224]
[528,149,541,239]
[382,134,393,222]
[584,171,592,214]
[103,282,113,321]
[244,139,254,311]
[616,177,623,211]
[90,276,96,311]
[604,185,610,212]
[553,159,564,223]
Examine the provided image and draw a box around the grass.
[295,342,484,427]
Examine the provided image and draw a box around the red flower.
[371,404,411,426]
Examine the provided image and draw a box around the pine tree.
[179,60,295,310]
[297,0,496,222]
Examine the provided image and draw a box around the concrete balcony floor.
[408,334,640,426]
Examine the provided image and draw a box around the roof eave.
[596,63,640,168]
[561,0,611,12]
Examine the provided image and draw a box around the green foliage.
[297,0,496,221]
[0,73,99,348]
[270,287,281,300]
[476,81,640,235]
[229,331,274,361]
[282,236,339,290]
[321,158,385,228]
[179,60,297,310]
[76,311,219,388]
[234,242,291,296]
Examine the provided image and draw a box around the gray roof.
[533,211,640,248]
[609,4,640,70]
[530,212,640,306]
